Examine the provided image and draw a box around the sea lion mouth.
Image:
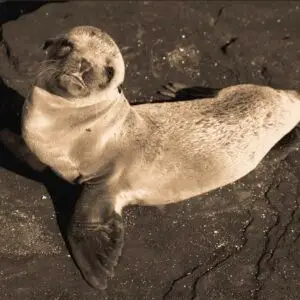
[56,73,89,98]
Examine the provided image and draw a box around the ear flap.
[104,66,115,83]
[117,84,123,94]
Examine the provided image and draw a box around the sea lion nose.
[80,58,92,73]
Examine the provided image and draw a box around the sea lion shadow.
[0,79,80,240]
[42,169,83,238]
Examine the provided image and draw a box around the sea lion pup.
[21,25,300,290]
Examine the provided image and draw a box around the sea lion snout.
[80,58,92,74]
[56,73,89,98]
[55,58,94,97]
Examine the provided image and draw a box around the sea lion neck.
[26,85,134,135]
[31,85,126,108]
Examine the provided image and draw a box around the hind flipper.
[157,82,221,100]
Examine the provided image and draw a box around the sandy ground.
[1,1,300,299]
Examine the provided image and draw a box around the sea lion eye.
[43,39,54,51]
[56,39,73,58]
[43,37,73,58]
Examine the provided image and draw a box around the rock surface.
[1,1,300,299]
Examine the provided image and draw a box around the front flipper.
[67,183,124,290]
[158,82,221,100]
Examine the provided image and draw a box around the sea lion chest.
[22,94,105,182]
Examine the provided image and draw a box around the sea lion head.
[38,26,125,100]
